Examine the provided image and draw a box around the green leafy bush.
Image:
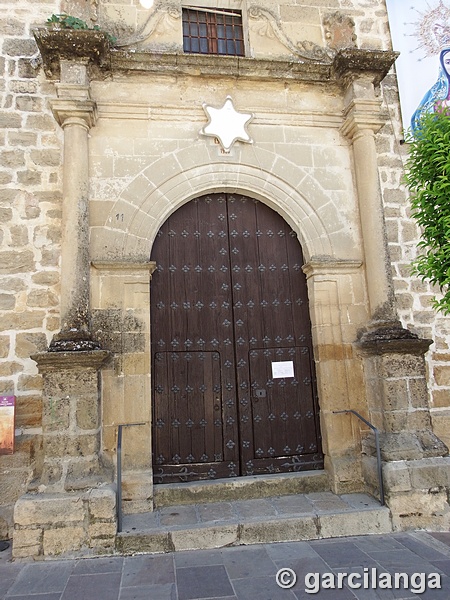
[404,110,450,314]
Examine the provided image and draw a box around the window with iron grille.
[182,7,245,56]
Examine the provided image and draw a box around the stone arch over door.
[92,149,370,508]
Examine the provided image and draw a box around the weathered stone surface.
[88,486,116,520]
[0,293,15,309]
[319,508,391,538]
[383,461,412,494]
[172,524,238,551]
[241,517,318,544]
[12,527,42,559]
[44,526,86,556]
[15,332,48,358]
[14,493,85,526]
[0,250,34,274]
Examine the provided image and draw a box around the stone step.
[153,470,330,508]
[116,491,392,555]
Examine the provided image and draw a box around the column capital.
[51,97,98,129]
[341,98,385,140]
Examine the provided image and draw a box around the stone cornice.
[33,28,398,88]
[91,260,157,274]
[33,28,111,80]
[110,48,398,87]
[303,257,363,278]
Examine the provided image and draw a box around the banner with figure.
[386,0,450,133]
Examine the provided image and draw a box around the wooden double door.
[150,194,322,483]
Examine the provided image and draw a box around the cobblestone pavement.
[1,532,450,599]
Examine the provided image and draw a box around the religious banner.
[386,0,450,133]
[0,396,15,455]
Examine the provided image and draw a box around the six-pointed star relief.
[201,96,254,152]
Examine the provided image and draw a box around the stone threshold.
[116,491,392,555]
[153,470,330,508]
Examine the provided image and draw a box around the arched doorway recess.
[150,193,323,483]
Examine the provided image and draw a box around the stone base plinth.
[13,485,116,559]
[383,457,450,531]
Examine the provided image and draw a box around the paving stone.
[264,540,320,563]
[174,547,224,568]
[176,565,234,600]
[197,502,236,523]
[6,562,74,595]
[352,535,407,553]
[430,559,450,576]
[428,532,450,548]
[311,541,375,569]
[307,492,353,512]
[233,498,277,519]
[392,533,450,561]
[221,545,276,579]
[232,575,297,600]
[159,505,198,527]
[71,556,124,574]
[364,549,432,569]
[122,554,175,586]
[3,533,450,600]
[119,583,177,600]
[61,572,122,600]
[4,594,62,600]
[271,494,314,514]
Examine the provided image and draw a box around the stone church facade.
[1,0,450,559]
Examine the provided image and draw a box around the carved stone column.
[49,61,100,350]
[341,78,397,328]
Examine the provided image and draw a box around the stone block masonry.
[13,485,116,558]
[0,0,63,537]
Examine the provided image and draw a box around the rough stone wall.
[0,0,62,538]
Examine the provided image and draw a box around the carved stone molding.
[117,4,181,49]
[248,5,335,63]
[323,12,357,51]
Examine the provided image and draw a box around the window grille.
[182,7,245,56]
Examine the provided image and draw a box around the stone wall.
[0,0,62,538]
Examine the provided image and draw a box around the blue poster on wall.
[386,0,450,132]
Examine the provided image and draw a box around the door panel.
[151,194,322,483]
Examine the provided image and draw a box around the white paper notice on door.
[271,361,295,379]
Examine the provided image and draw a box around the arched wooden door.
[150,194,322,483]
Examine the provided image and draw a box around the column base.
[49,329,102,352]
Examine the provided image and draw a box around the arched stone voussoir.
[112,146,352,260]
